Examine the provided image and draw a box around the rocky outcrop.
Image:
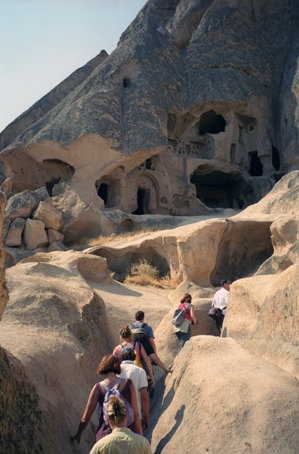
[0,50,108,151]
[0,190,8,320]
[150,336,299,454]
[223,264,299,378]
[0,0,298,244]
[0,348,45,454]
[0,251,113,454]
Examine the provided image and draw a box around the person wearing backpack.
[112,325,155,389]
[131,311,172,376]
[173,294,198,354]
[71,354,142,446]
[89,395,152,454]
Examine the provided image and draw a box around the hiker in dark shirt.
[131,311,172,375]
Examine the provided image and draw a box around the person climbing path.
[173,293,198,354]
[131,311,172,375]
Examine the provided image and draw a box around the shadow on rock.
[154,405,186,454]
[92,280,142,297]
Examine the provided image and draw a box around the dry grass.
[72,223,171,249]
[124,259,175,289]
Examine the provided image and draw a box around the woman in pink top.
[113,325,155,388]
[174,293,198,354]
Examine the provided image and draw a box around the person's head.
[121,346,136,362]
[180,293,192,304]
[96,354,121,376]
[119,325,132,341]
[135,310,145,321]
[107,395,127,429]
[220,279,232,291]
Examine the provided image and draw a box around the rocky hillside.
[0,1,298,453]
[0,0,298,250]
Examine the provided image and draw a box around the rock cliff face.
[0,1,299,453]
[0,0,298,246]
[0,251,114,454]
[150,336,299,454]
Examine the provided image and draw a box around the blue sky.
[0,0,146,132]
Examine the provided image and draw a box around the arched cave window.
[272,146,281,171]
[198,110,226,135]
[123,78,131,88]
[248,151,263,176]
[98,183,109,206]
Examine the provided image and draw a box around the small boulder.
[5,218,25,247]
[24,219,48,250]
[47,229,64,244]
[47,241,67,252]
[33,201,63,231]
[5,190,39,221]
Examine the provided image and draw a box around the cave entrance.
[133,188,150,215]
[98,183,109,206]
[198,110,226,135]
[210,221,273,285]
[190,170,241,208]
[95,177,121,208]
[272,146,281,171]
[249,151,263,176]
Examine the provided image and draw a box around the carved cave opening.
[198,110,226,135]
[272,146,281,171]
[133,188,150,215]
[123,78,131,88]
[190,170,243,209]
[96,177,121,208]
[98,183,109,206]
[46,178,61,197]
[249,151,263,176]
[43,159,74,196]
[210,221,273,285]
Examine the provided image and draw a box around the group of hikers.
[71,281,231,453]
[71,310,171,453]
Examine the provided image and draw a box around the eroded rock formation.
[150,337,299,454]
[0,251,113,454]
[0,0,298,246]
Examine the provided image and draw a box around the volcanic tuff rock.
[150,336,299,454]
[0,0,298,244]
[0,251,113,454]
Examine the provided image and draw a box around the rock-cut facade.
[0,0,298,246]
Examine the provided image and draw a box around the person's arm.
[147,326,157,353]
[149,337,157,354]
[129,382,143,435]
[140,387,150,430]
[140,344,155,386]
[71,384,99,444]
[190,304,198,324]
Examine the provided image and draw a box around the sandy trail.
[92,280,172,345]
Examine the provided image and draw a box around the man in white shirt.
[211,279,232,335]
[119,347,150,431]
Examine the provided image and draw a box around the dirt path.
[92,280,172,345]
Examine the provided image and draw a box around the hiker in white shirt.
[211,279,232,334]
[119,347,150,431]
